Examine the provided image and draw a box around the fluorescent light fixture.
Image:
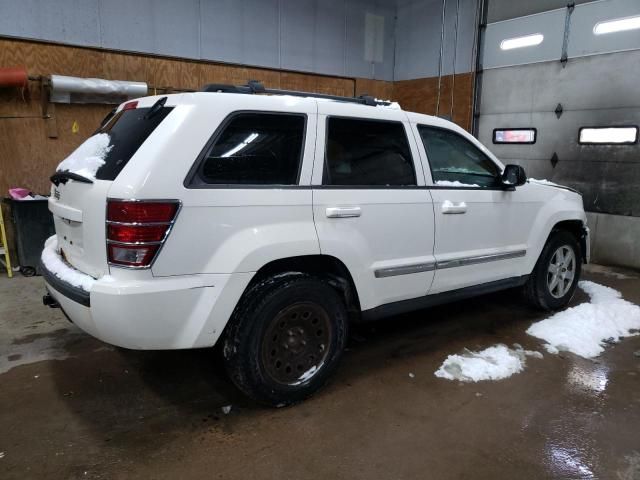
[221,132,259,158]
[500,33,544,51]
[493,128,537,144]
[579,127,638,145]
[594,15,640,35]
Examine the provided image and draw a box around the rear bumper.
[40,259,90,307]
[41,260,253,350]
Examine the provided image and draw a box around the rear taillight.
[106,200,180,268]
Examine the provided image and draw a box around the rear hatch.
[48,99,174,278]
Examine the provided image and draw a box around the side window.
[323,117,416,186]
[418,126,501,188]
[198,113,305,185]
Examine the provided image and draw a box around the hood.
[527,178,582,195]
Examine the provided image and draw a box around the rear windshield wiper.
[50,171,94,186]
[144,96,168,120]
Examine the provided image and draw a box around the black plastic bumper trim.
[40,259,91,307]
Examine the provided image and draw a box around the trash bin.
[6,198,55,276]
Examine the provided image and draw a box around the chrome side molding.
[374,250,527,278]
[374,262,436,278]
[436,250,526,270]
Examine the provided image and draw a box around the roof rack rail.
[200,80,391,107]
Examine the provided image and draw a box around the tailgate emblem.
[53,189,60,200]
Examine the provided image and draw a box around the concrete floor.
[1,265,639,480]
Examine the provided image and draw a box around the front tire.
[524,230,582,311]
[222,273,348,407]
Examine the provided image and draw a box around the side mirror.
[501,164,527,189]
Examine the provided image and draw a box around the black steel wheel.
[261,302,332,386]
[223,273,348,406]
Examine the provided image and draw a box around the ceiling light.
[500,33,544,51]
[594,15,640,35]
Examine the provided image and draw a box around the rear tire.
[222,273,348,407]
[524,230,582,311]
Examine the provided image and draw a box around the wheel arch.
[526,205,589,276]
[550,219,589,263]
[245,254,362,318]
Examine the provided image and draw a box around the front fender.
[524,189,587,273]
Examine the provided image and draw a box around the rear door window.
[95,104,174,180]
[323,117,416,186]
[196,113,306,185]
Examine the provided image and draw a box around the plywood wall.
[0,39,356,194]
[354,78,394,101]
[392,73,474,131]
[0,38,474,195]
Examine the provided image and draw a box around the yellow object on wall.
[0,206,13,278]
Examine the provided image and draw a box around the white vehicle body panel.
[311,103,436,310]
[427,186,535,293]
[48,180,112,279]
[42,92,589,350]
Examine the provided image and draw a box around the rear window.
[94,105,174,180]
[195,113,306,186]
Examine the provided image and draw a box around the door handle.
[326,206,362,218]
[441,201,467,214]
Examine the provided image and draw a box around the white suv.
[41,82,589,405]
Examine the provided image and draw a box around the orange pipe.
[0,66,28,88]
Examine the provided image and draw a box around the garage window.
[578,126,638,145]
[493,128,536,144]
[197,113,306,185]
[323,117,416,186]
[419,126,501,188]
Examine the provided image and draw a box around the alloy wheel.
[547,245,576,298]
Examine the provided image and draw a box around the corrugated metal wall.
[394,0,478,80]
[0,0,482,82]
[0,0,397,80]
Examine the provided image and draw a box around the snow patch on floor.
[41,236,96,291]
[434,280,640,383]
[527,281,640,358]
[56,132,112,179]
[434,344,543,382]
